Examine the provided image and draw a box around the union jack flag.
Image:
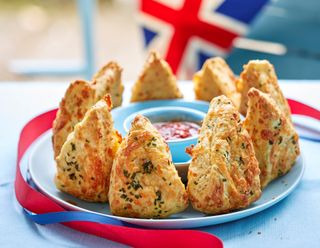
[139,0,270,78]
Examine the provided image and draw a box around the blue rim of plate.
[28,131,305,228]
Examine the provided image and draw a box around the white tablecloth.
[0,81,319,247]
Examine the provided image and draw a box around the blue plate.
[28,100,305,229]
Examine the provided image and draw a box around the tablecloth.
[0,80,319,247]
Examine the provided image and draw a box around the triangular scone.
[109,115,188,218]
[52,80,96,158]
[92,61,124,108]
[187,96,261,214]
[55,95,122,202]
[243,88,300,188]
[237,60,291,119]
[52,62,123,159]
[130,51,183,102]
[193,57,240,109]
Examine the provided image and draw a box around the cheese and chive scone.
[243,88,300,188]
[92,61,124,108]
[52,62,123,158]
[55,95,122,202]
[109,115,188,218]
[193,57,240,109]
[187,96,261,214]
[237,60,291,119]
[130,51,183,102]
[52,80,96,159]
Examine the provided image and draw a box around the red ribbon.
[15,109,223,248]
[287,99,320,120]
[14,99,319,247]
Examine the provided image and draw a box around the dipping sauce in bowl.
[153,121,200,141]
[123,106,206,163]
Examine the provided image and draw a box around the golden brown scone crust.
[52,80,96,158]
[130,51,183,102]
[92,61,124,108]
[109,115,188,218]
[52,62,123,158]
[193,57,240,109]
[187,96,261,214]
[55,95,122,202]
[243,88,300,188]
[237,60,291,119]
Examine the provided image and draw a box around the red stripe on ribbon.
[15,109,223,248]
[288,99,320,120]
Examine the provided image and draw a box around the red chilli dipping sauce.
[153,121,200,141]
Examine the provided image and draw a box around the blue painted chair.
[9,0,96,80]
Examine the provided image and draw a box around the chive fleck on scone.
[130,51,183,102]
[243,88,300,188]
[109,115,188,218]
[55,95,122,202]
[52,62,123,159]
[237,60,291,120]
[193,57,240,109]
[187,96,261,214]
